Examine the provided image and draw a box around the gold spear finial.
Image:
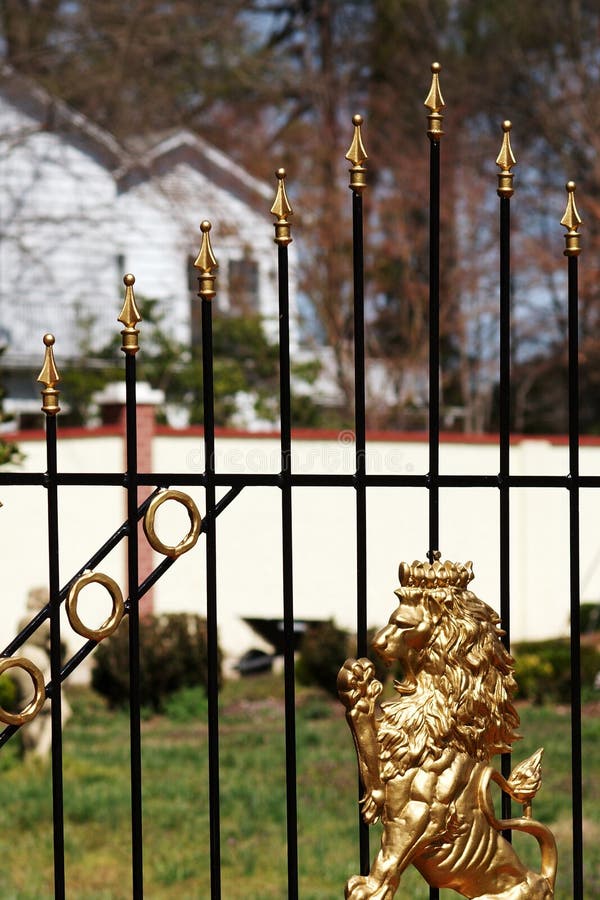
[271,168,293,245]
[193,220,218,300]
[118,273,142,355]
[37,333,60,415]
[496,120,516,198]
[424,61,445,141]
[345,114,368,192]
[561,181,582,257]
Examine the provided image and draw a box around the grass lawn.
[0,676,598,898]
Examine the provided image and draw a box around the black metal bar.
[124,353,144,898]
[351,187,370,876]
[426,120,442,900]
[9,467,600,491]
[45,414,66,899]
[1,485,247,748]
[499,193,512,827]
[202,295,221,900]
[567,253,583,899]
[277,240,299,900]
[2,489,161,659]
[427,139,441,568]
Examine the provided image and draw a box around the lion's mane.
[377,581,520,781]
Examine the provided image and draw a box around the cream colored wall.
[0,433,124,667]
[2,430,600,668]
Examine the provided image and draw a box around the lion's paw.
[337,657,382,712]
[345,874,369,899]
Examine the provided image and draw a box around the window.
[188,255,202,348]
[228,257,259,313]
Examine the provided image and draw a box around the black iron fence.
[0,63,586,899]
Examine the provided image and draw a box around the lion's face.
[372,588,442,666]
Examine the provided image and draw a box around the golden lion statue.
[338,558,557,899]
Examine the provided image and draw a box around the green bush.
[0,673,17,713]
[92,613,221,710]
[513,637,600,704]
[580,603,600,634]
[296,620,349,697]
[297,621,396,697]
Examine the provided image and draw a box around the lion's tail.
[479,766,558,891]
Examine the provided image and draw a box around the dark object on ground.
[235,649,274,676]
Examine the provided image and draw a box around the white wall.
[2,429,599,670]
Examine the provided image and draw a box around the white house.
[0,67,295,420]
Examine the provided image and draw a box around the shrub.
[296,621,396,697]
[296,620,349,697]
[580,603,600,634]
[513,637,600,704]
[0,673,17,713]
[92,613,221,710]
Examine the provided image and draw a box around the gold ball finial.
[271,168,293,245]
[425,63,445,140]
[496,119,516,197]
[561,180,582,256]
[345,113,368,191]
[38,333,60,415]
[123,273,135,287]
[194,220,218,299]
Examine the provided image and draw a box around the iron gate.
[0,63,587,898]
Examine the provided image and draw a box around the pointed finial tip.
[123,273,135,287]
[431,61,441,73]
[200,220,211,233]
[502,120,512,132]
[276,167,286,180]
[566,180,576,192]
[352,113,363,126]
[43,333,55,347]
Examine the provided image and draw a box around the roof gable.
[117,129,272,210]
[0,65,124,169]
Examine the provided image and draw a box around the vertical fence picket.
[346,114,371,874]
[118,274,145,897]
[195,221,222,900]
[425,61,445,900]
[497,120,516,827]
[563,182,584,899]
[425,64,443,591]
[38,334,66,899]
[271,168,299,899]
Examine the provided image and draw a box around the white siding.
[0,95,119,359]
[116,161,288,346]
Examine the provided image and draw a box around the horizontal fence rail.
[0,62,587,899]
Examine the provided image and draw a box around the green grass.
[0,679,598,898]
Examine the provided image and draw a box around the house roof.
[0,67,272,208]
[0,65,124,168]
[117,128,272,207]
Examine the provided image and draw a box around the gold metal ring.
[0,656,46,726]
[66,571,125,641]
[143,489,202,558]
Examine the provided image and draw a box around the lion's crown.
[398,558,474,589]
